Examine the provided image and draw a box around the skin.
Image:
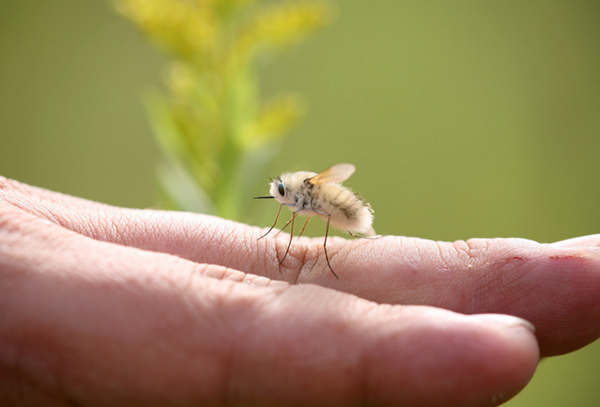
[1,176,599,406]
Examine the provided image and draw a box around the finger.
[1,178,598,357]
[0,176,110,214]
[0,207,538,406]
[331,236,600,358]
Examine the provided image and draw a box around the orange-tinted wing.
[308,163,355,185]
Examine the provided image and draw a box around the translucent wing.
[308,163,356,185]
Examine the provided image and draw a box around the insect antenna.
[322,214,339,279]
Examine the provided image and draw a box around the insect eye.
[278,183,285,196]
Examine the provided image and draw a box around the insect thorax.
[296,180,359,221]
[295,179,320,212]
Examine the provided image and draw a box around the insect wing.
[308,163,356,185]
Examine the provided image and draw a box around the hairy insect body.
[271,172,374,236]
[256,163,376,278]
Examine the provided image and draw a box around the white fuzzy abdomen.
[309,183,375,236]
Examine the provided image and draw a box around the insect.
[254,163,376,278]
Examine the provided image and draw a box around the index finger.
[3,177,599,357]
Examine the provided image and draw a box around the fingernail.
[472,314,536,333]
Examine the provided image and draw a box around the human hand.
[1,177,599,406]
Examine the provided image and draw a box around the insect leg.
[323,214,339,279]
[280,212,297,264]
[273,215,294,238]
[348,231,382,239]
[297,217,311,237]
[258,204,283,240]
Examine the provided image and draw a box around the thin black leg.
[258,204,283,240]
[323,215,339,279]
[280,212,297,264]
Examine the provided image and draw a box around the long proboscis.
[254,195,275,199]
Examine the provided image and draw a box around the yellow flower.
[114,0,219,65]
[113,0,332,219]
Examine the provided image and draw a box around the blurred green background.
[1,1,599,405]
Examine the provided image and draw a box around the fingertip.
[468,313,540,404]
[549,234,600,247]
[362,309,539,406]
